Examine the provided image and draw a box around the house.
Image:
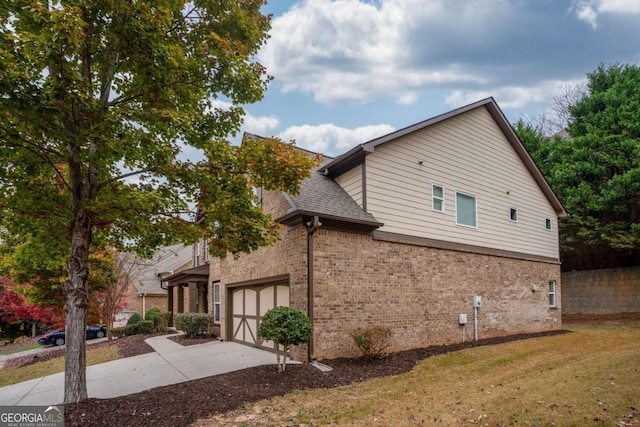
[171,97,567,360]
[116,244,193,325]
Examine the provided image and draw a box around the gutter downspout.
[306,215,321,362]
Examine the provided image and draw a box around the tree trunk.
[63,211,91,404]
[275,342,282,373]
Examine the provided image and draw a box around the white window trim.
[510,207,518,222]
[432,184,445,213]
[548,280,556,307]
[455,191,478,228]
[213,282,221,324]
[545,218,552,231]
[194,243,200,266]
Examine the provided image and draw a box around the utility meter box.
[473,295,482,308]
[458,313,468,325]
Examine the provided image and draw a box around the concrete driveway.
[0,335,277,406]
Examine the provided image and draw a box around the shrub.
[144,308,170,333]
[257,306,313,372]
[153,311,171,334]
[137,320,154,334]
[110,326,128,338]
[174,313,213,338]
[125,324,139,335]
[145,307,161,322]
[13,336,31,344]
[127,312,143,325]
[349,326,392,361]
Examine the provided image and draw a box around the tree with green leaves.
[0,1,317,403]
[515,63,640,269]
[258,306,313,373]
[560,64,640,267]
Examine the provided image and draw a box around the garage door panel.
[233,290,243,313]
[231,283,289,351]
[276,286,289,307]
[244,289,257,316]
[260,286,274,316]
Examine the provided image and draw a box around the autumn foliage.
[0,276,62,338]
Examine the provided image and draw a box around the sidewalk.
[0,335,277,406]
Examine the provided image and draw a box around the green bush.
[127,312,143,325]
[257,306,313,372]
[349,326,392,361]
[138,320,154,334]
[174,313,215,338]
[125,324,139,335]
[145,307,161,322]
[153,311,171,333]
[110,326,128,338]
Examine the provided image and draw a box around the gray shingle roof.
[278,158,382,227]
[123,244,192,295]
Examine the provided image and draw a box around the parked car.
[38,326,107,346]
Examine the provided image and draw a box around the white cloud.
[444,79,585,110]
[571,0,640,28]
[595,0,640,14]
[278,123,395,156]
[242,114,280,137]
[260,0,493,106]
[572,1,598,29]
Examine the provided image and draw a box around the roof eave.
[276,210,383,230]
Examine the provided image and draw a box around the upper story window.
[432,184,445,212]
[456,191,477,228]
[252,186,263,208]
[194,243,200,267]
[203,239,208,262]
[510,208,518,222]
[545,218,552,230]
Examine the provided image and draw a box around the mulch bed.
[65,330,567,427]
[167,334,219,347]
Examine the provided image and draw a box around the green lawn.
[0,346,119,387]
[0,343,41,355]
[196,325,640,426]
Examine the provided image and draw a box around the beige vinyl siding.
[335,164,363,208]
[364,106,560,259]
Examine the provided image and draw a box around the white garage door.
[231,284,289,350]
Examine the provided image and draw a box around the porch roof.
[163,264,210,286]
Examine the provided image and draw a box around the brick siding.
[209,223,561,361]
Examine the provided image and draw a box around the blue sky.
[230,0,640,157]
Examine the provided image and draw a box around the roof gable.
[322,97,567,217]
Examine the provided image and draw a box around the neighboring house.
[171,97,568,360]
[116,244,193,325]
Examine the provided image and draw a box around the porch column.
[167,286,174,327]
[177,285,184,313]
[188,281,198,313]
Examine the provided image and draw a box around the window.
[213,282,221,323]
[432,184,445,212]
[252,186,263,207]
[545,218,552,230]
[548,280,556,307]
[194,243,200,266]
[510,208,518,222]
[456,192,477,227]
[203,239,208,262]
